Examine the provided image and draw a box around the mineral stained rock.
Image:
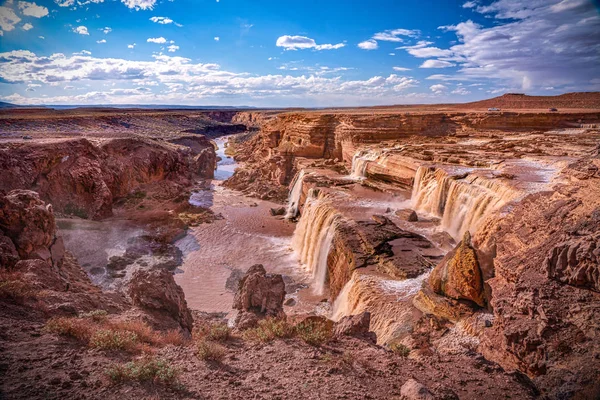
[232,264,286,329]
[128,268,193,332]
[429,231,485,307]
[333,311,376,342]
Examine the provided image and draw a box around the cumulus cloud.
[149,16,181,26]
[17,1,48,18]
[407,47,452,58]
[121,0,156,10]
[147,36,166,43]
[430,84,447,94]
[73,50,92,55]
[54,0,75,6]
[420,60,455,68]
[128,43,136,49]
[427,0,600,91]
[276,35,345,51]
[101,27,111,34]
[358,39,378,50]
[0,50,424,106]
[214,36,219,41]
[73,26,89,35]
[96,39,106,43]
[22,22,32,30]
[167,45,179,52]
[0,6,21,32]
[372,28,419,42]
[452,86,471,95]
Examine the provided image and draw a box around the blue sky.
[0,0,599,106]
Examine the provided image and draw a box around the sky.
[0,0,599,107]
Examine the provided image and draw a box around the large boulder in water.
[232,264,286,329]
[128,269,193,332]
[429,231,485,307]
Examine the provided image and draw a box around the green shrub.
[295,319,333,346]
[194,321,231,342]
[389,342,411,357]
[196,339,226,362]
[242,318,295,343]
[106,357,179,386]
[90,329,139,351]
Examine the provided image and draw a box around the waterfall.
[411,166,517,239]
[351,149,381,179]
[291,189,341,295]
[285,170,307,219]
[330,276,354,321]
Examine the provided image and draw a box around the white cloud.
[430,84,447,94]
[147,36,166,44]
[73,50,92,55]
[22,22,32,30]
[127,43,136,49]
[0,50,426,106]
[0,6,21,32]
[393,66,411,71]
[96,39,106,43]
[149,16,180,26]
[167,45,179,52]
[121,0,156,10]
[420,60,455,68]
[54,0,75,6]
[276,35,345,51]
[38,35,44,39]
[214,36,219,41]
[462,1,477,8]
[101,27,111,34]
[372,28,419,42]
[73,26,89,35]
[407,47,452,58]
[358,39,378,50]
[17,1,48,18]
[452,87,471,95]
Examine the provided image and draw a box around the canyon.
[0,92,599,399]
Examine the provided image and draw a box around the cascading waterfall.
[291,189,341,295]
[351,149,381,179]
[411,166,518,239]
[285,169,307,219]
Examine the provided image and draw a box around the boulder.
[0,230,19,268]
[429,231,485,307]
[333,312,375,341]
[14,259,65,290]
[400,379,434,400]
[128,269,193,332]
[232,264,286,329]
[269,207,286,216]
[395,209,418,222]
[0,190,56,260]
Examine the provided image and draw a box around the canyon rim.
[1,0,600,399]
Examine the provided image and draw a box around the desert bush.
[194,321,231,343]
[90,329,139,351]
[0,271,35,303]
[389,342,411,357]
[44,316,95,342]
[109,320,158,345]
[295,319,333,346]
[242,318,295,343]
[196,338,226,362]
[79,310,108,322]
[160,329,188,346]
[106,357,179,386]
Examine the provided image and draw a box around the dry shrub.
[196,338,226,362]
[389,342,411,357]
[106,357,179,386]
[160,329,188,346]
[242,318,294,343]
[295,318,333,346]
[44,316,95,342]
[109,320,158,345]
[194,321,231,343]
[0,271,35,303]
[90,329,139,351]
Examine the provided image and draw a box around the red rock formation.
[232,264,286,329]
[429,231,485,307]
[0,136,215,219]
[128,268,194,332]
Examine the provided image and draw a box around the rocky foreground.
[1,94,599,399]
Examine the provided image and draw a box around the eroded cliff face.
[227,111,600,201]
[0,136,216,219]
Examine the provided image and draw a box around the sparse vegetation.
[196,338,227,362]
[194,321,231,342]
[389,342,411,357]
[295,318,333,346]
[242,318,294,343]
[105,357,179,386]
[0,271,35,303]
[44,312,187,352]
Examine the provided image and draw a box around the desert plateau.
[1,0,600,398]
